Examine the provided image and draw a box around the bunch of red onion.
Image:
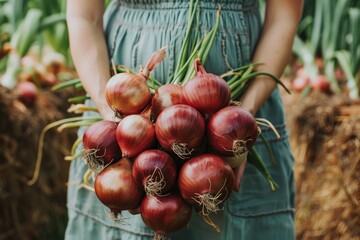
[87,55,260,238]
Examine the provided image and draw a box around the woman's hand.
[67,0,113,120]
[97,100,115,121]
[239,0,304,114]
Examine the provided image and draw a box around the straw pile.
[284,92,360,240]
[0,85,77,240]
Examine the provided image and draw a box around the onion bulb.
[116,115,155,158]
[181,58,230,117]
[140,192,192,239]
[207,106,259,162]
[16,81,38,106]
[82,120,121,172]
[105,47,167,117]
[151,83,182,119]
[310,74,331,92]
[155,104,205,160]
[178,154,235,215]
[94,158,144,221]
[132,149,177,196]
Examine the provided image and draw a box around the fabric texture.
[65,0,296,239]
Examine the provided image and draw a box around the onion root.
[145,167,166,196]
[171,142,194,160]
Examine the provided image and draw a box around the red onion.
[207,106,259,162]
[94,157,144,220]
[310,74,331,92]
[105,47,167,117]
[82,120,121,172]
[16,81,38,106]
[178,154,235,215]
[181,58,230,117]
[151,83,182,119]
[292,75,309,92]
[132,149,177,195]
[116,114,156,158]
[155,104,205,160]
[140,192,192,239]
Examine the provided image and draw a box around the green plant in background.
[333,7,360,99]
[0,0,69,89]
[292,0,360,98]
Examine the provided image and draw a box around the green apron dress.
[65,0,296,239]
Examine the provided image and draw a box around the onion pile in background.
[82,47,260,239]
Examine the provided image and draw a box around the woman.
[65,0,303,239]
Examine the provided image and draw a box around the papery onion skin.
[116,115,156,158]
[105,73,151,116]
[155,104,205,157]
[132,149,177,194]
[178,154,235,210]
[181,58,230,117]
[94,158,144,214]
[151,84,183,119]
[140,192,192,236]
[207,106,259,157]
[82,120,121,165]
[105,47,167,117]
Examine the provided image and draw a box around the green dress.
[65,0,296,239]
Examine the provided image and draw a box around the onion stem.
[173,0,199,78]
[51,78,81,91]
[67,104,99,114]
[68,95,90,104]
[27,116,101,186]
[248,148,278,191]
[255,118,280,139]
[57,119,100,132]
[258,133,277,165]
[171,37,204,84]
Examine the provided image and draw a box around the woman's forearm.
[240,0,304,115]
[66,0,113,120]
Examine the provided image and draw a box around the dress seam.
[110,21,249,34]
[67,204,154,237]
[227,206,296,218]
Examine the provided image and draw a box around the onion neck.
[194,58,207,75]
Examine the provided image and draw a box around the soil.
[0,85,77,240]
[282,90,360,240]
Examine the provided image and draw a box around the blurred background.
[0,0,359,239]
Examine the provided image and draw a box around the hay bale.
[284,92,360,239]
[0,85,77,240]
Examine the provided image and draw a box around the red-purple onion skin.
[16,81,38,106]
[155,104,206,152]
[151,84,183,119]
[132,149,177,194]
[105,72,151,115]
[207,106,259,156]
[94,158,144,213]
[181,60,230,117]
[82,120,121,164]
[140,192,192,235]
[116,115,156,158]
[178,154,235,207]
